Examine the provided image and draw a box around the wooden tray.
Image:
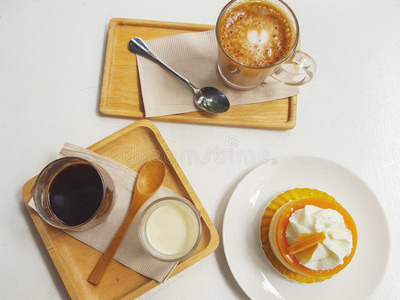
[99,18,297,130]
[22,120,219,300]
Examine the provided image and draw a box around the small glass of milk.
[138,197,202,262]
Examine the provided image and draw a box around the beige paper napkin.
[136,30,299,117]
[28,143,188,282]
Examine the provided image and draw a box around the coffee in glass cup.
[216,0,316,90]
[33,157,115,231]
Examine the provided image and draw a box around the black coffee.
[48,163,103,226]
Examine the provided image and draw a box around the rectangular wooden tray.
[99,18,297,129]
[22,120,219,300]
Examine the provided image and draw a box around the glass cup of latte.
[216,0,316,90]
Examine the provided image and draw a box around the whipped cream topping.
[286,205,353,271]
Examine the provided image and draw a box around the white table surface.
[1,0,399,299]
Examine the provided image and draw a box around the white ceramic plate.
[223,156,389,300]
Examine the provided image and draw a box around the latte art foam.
[219,0,296,67]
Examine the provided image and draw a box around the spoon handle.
[88,192,148,285]
[129,37,191,87]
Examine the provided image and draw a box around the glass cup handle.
[270,50,317,86]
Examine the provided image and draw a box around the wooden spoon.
[88,159,166,285]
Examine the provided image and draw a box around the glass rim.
[33,156,108,230]
[216,0,300,70]
[138,197,202,262]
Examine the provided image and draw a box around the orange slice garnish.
[288,232,326,255]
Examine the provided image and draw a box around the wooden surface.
[22,120,219,300]
[99,18,297,129]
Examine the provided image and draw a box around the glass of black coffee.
[33,157,115,230]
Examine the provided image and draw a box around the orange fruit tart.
[260,188,357,283]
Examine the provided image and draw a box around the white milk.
[145,200,199,255]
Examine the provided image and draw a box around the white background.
[1,0,399,299]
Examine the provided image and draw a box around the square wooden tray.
[22,120,219,299]
[99,18,297,129]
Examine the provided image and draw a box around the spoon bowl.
[88,159,166,285]
[129,37,230,114]
[194,86,231,114]
[136,160,166,195]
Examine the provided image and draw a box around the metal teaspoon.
[129,37,230,114]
